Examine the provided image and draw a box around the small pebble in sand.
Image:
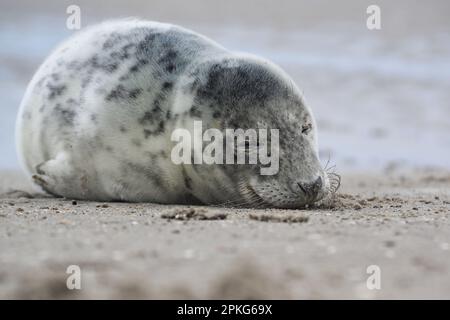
[384,240,396,248]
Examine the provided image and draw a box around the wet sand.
[1,169,450,299]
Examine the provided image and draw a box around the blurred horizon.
[1,0,449,172]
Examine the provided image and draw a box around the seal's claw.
[32,173,49,186]
[32,173,60,197]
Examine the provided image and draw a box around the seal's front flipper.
[31,153,82,199]
[32,172,61,197]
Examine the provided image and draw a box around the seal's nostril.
[297,176,323,198]
[314,176,323,190]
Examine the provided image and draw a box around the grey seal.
[16,19,339,208]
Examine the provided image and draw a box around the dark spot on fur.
[153,99,161,112]
[181,166,192,190]
[106,85,127,101]
[66,98,78,106]
[156,120,165,134]
[55,103,76,126]
[90,55,119,73]
[166,64,176,73]
[47,83,67,100]
[131,139,142,147]
[162,81,173,90]
[160,49,177,62]
[110,43,135,61]
[138,59,149,67]
[189,105,202,118]
[129,88,142,99]
[102,32,125,50]
[106,85,142,101]
[143,130,151,138]
[81,73,93,88]
[123,59,149,78]
[136,33,157,54]
[139,111,153,125]
[190,153,200,173]
[143,121,165,138]
[50,73,60,81]
[107,63,119,72]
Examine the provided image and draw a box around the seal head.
[178,55,333,208]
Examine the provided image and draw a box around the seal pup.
[16,19,339,208]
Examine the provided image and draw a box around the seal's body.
[17,19,334,208]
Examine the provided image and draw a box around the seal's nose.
[297,176,323,199]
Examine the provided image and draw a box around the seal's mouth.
[235,169,341,209]
[241,182,310,209]
[241,176,340,209]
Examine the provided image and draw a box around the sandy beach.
[1,0,449,299]
[1,168,450,299]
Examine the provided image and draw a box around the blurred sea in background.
[1,0,449,172]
